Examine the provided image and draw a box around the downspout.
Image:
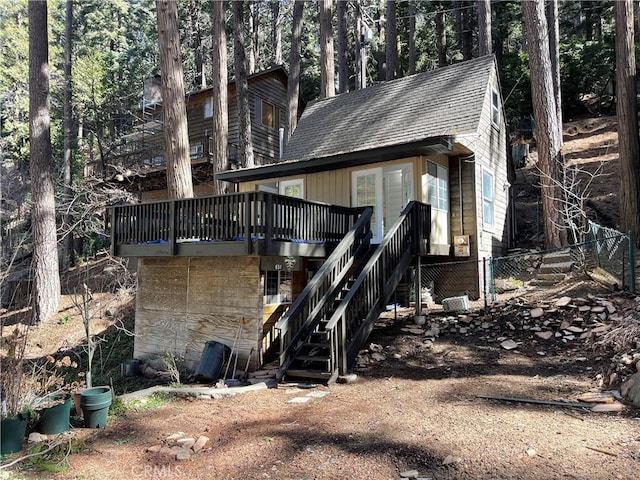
[279,127,284,160]
[458,156,464,234]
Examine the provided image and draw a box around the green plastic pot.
[80,386,112,428]
[1,412,28,455]
[35,394,72,434]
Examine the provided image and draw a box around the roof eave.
[217,136,454,183]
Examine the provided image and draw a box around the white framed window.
[204,97,213,118]
[279,178,304,198]
[491,88,501,129]
[423,161,449,212]
[264,270,292,304]
[482,169,495,230]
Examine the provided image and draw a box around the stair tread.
[295,354,330,362]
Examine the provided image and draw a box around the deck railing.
[275,207,373,374]
[277,201,431,379]
[110,192,363,256]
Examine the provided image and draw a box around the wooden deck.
[110,192,364,258]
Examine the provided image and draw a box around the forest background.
[0,0,633,319]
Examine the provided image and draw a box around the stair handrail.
[276,207,373,367]
[325,201,431,373]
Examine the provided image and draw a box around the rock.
[177,438,196,449]
[566,326,584,333]
[28,432,48,443]
[591,402,625,412]
[337,373,358,384]
[175,449,192,460]
[577,391,615,403]
[393,353,402,359]
[535,331,553,340]
[371,352,386,361]
[530,308,544,318]
[159,446,174,455]
[400,470,419,478]
[192,435,210,453]
[369,343,384,353]
[165,432,185,442]
[621,372,640,407]
[146,445,162,453]
[442,455,462,465]
[500,339,519,350]
[408,328,425,335]
[555,296,572,307]
[526,448,537,457]
[287,397,311,404]
[578,305,592,313]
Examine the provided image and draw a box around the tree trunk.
[249,0,261,75]
[233,0,255,167]
[355,1,364,89]
[461,0,472,60]
[337,0,349,93]
[62,0,74,268]
[615,0,640,241]
[385,0,396,81]
[477,0,492,56]
[436,6,447,67]
[212,0,229,194]
[272,0,283,65]
[190,0,206,89]
[156,0,193,199]
[29,0,60,324]
[493,0,505,67]
[523,0,566,249]
[286,0,304,142]
[547,0,563,146]
[408,0,416,75]
[319,0,336,98]
[583,1,593,41]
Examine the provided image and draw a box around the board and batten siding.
[134,256,263,373]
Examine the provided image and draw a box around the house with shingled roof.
[219,54,512,301]
[110,55,511,383]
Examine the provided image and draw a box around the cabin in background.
[88,66,303,199]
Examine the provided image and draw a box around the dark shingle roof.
[282,55,495,163]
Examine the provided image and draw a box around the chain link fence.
[418,223,635,309]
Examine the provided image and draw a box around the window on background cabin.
[424,161,449,212]
[204,98,213,118]
[491,88,500,129]
[482,169,495,229]
[255,98,279,129]
[264,270,292,304]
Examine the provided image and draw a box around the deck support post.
[415,255,422,316]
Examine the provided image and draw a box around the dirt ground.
[3,117,640,479]
[5,296,640,480]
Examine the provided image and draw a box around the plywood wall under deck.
[134,256,263,374]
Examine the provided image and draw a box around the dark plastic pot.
[80,386,112,428]
[121,359,140,377]
[1,412,28,455]
[195,341,230,381]
[35,394,72,434]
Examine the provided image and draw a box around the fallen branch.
[587,267,621,291]
[477,394,594,409]
[0,439,65,470]
[584,445,618,457]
